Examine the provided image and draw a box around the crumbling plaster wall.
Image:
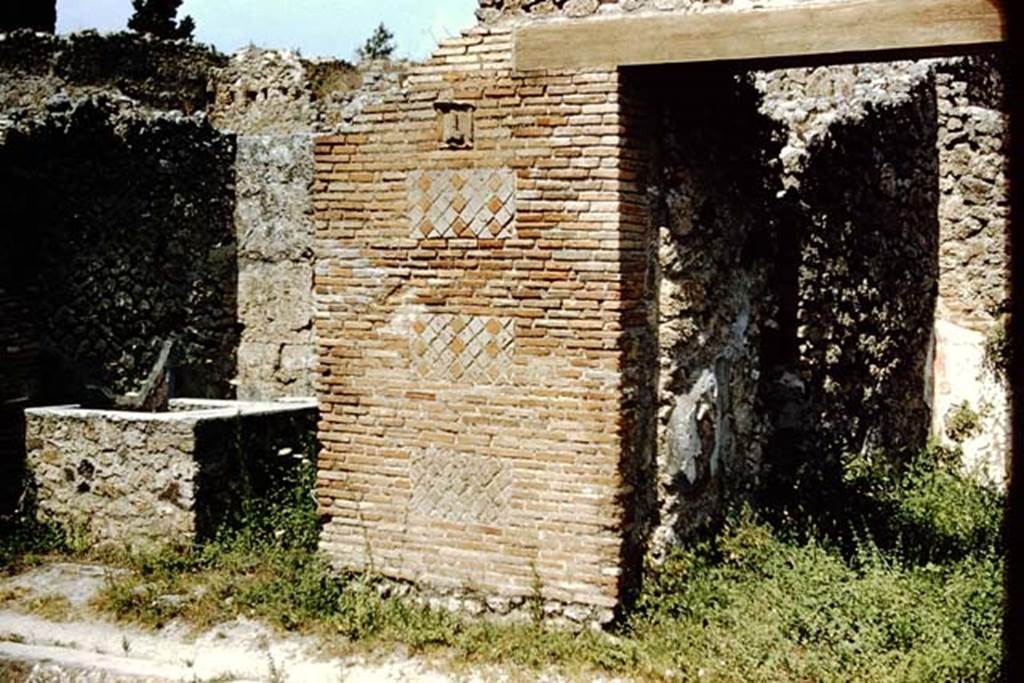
[209,49,321,400]
[209,48,401,400]
[636,67,780,550]
[230,135,317,400]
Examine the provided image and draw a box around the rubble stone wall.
[24,398,317,547]
[0,30,224,114]
[0,34,351,406]
[0,100,239,402]
[787,72,940,461]
[931,56,1010,485]
[750,57,1009,485]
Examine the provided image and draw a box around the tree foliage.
[127,0,195,41]
[0,0,57,33]
[357,23,396,61]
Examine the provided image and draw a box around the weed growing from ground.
[85,445,1004,681]
[0,510,74,573]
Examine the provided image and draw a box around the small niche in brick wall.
[435,100,474,149]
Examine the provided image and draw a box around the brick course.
[313,27,649,619]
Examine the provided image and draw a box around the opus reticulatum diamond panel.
[407,169,516,239]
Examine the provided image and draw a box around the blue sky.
[56,0,479,60]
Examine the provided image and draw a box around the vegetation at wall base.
[81,443,1005,681]
[0,488,81,574]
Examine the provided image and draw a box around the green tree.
[357,23,396,61]
[0,0,57,33]
[127,0,195,41]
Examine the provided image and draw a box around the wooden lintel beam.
[514,0,1006,71]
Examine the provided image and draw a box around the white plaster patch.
[930,318,1009,488]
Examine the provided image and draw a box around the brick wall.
[313,27,650,622]
[312,19,1013,620]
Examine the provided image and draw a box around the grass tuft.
[74,446,1005,680]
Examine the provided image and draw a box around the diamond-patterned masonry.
[410,447,512,525]
[410,314,514,383]
[407,169,515,239]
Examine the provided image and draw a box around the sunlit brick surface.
[313,27,649,618]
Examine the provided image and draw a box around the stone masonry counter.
[24,398,317,548]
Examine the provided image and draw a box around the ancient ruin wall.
[210,48,361,401]
[0,31,224,114]
[478,0,833,23]
[0,100,238,401]
[752,57,1010,483]
[784,72,940,460]
[313,27,650,623]
[311,3,1012,620]
[232,135,317,400]
[473,5,1012,490]
[636,66,780,550]
[0,33,344,404]
[932,56,1010,485]
[210,48,406,401]
[25,399,317,547]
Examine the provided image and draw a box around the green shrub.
[944,401,983,443]
[90,441,1004,682]
[983,316,1011,378]
[0,513,73,572]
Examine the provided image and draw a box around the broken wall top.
[477,0,824,25]
[0,30,387,136]
[0,30,225,115]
